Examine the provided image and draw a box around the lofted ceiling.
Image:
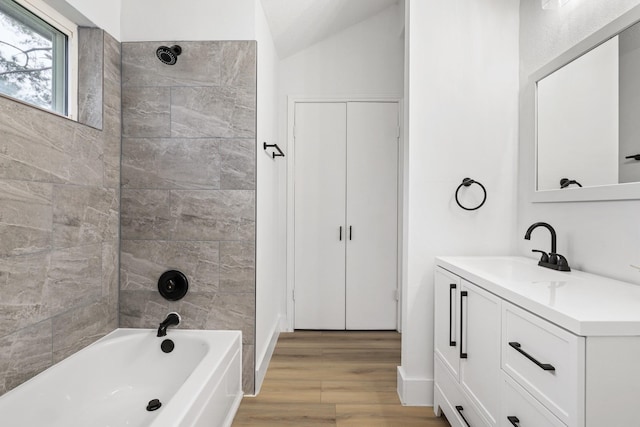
[261,0,399,59]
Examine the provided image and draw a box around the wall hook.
[455,178,487,211]
[263,142,285,159]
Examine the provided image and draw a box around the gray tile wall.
[78,28,104,129]
[119,41,257,394]
[0,29,121,395]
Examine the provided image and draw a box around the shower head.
[156,45,182,65]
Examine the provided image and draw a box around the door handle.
[349,225,352,240]
[460,291,468,359]
[449,284,456,346]
[455,406,471,427]
[508,342,555,371]
[507,416,520,426]
[339,226,342,241]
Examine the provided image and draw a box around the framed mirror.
[532,5,640,202]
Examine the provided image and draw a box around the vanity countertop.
[436,256,640,336]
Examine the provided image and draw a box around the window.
[0,0,76,117]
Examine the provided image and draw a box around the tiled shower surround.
[0,29,121,395]
[119,41,257,393]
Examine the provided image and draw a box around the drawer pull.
[460,291,468,359]
[507,416,520,426]
[509,342,555,371]
[455,405,471,427]
[449,284,456,346]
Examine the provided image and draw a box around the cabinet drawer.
[435,356,488,427]
[501,302,584,426]
[500,372,566,427]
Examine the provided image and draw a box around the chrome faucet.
[157,312,181,337]
[524,222,570,271]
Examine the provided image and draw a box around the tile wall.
[119,41,257,393]
[0,29,121,395]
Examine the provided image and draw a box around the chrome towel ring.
[455,178,486,211]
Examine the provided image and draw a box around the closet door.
[294,102,347,329]
[345,102,398,330]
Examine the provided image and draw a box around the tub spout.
[157,312,180,337]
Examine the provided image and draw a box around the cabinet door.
[345,102,399,329]
[434,267,461,380]
[294,102,347,330]
[460,280,501,426]
[435,356,489,427]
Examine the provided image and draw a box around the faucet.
[524,222,571,271]
[157,312,181,337]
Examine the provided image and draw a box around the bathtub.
[0,328,243,427]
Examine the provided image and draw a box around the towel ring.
[455,178,486,211]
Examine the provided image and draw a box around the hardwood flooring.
[232,331,451,427]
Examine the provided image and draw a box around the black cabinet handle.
[349,225,352,240]
[455,405,471,427]
[507,416,520,426]
[509,342,555,371]
[449,284,456,347]
[625,154,640,161]
[460,291,468,359]
[339,226,342,241]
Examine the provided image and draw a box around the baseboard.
[397,366,434,406]
[279,315,291,332]
[254,317,282,395]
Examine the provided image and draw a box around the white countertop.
[436,256,640,336]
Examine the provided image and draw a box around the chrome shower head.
[156,45,182,65]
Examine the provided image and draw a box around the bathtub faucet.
[157,312,181,337]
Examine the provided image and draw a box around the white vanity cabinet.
[434,256,640,427]
[434,268,501,426]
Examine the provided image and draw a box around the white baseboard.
[279,315,291,332]
[397,366,434,406]
[254,317,283,395]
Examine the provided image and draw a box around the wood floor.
[232,331,451,427]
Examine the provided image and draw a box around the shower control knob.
[158,270,188,301]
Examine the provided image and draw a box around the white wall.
[279,4,404,100]
[36,0,121,39]
[120,0,256,41]
[400,0,519,405]
[254,0,286,394]
[518,0,640,285]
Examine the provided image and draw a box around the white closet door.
[345,102,398,330]
[294,102,347,330]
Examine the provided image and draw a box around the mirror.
[534,11,640,199]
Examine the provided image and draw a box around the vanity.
[433,256,640,427]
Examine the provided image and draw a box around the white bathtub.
[0,328,243,427]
